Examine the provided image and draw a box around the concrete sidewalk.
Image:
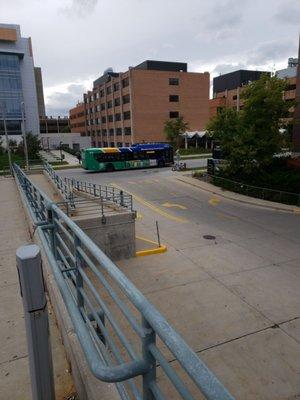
[0,177,75,400]
[176,174,300,213]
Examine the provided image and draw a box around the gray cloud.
[59,0,99,17]
[274,0,300,25]
[246,39,297,65]
[213,63,248,76]
[46,84,85,117]
[3,0,298,116]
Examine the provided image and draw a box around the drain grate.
[203,235,216,240]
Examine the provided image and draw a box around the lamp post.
[59,141,63,161]
[0,103,12,174]
[21,101,29,171]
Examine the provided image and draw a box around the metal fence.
[44,161,133,211]
[13,162,234,400]
[201,173,300,206]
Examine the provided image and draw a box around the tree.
[17,132,41,159]
[61,125,71,133]
[164,116,189,149]
[206,74,292,175]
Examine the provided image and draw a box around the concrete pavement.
[0,177,75,400]
[57,166,300,399]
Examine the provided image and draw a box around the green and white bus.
[82,143,173,172]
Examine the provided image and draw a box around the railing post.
[74,235,84,309]
[47,205,57,258]
[120,190,124,206]
[142,317,156,400]
[16,244,55,400]
[93,184,96,197]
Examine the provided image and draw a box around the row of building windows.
[88,111,131,125]
[88,110,179,124]
[86,77,130,103]
[86,77,179,103]
[90,127,132,136]
[87,94,130,113]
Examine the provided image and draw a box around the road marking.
[209,197,220,206]
[136,211,143,220]
[127,181,137,185]
[162,202,187,210]
[111,183,188,223]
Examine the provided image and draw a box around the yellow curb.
[136,245,167,257]
[136,235,167,257]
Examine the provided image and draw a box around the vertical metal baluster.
[74,235,84,310]
[93,184,96,197]
[142,317,156,400]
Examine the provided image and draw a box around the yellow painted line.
[111,183,188,223]
[136,212,143,220]
[209,197,220,206]
[136,235,159,245]
[162,202,187,210]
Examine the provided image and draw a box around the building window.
[114,97,121,106]
[108,115,113,122]
[169,78,179,86]
[107,100,112,109]
[113,82,120,91]
[123,111,131,120]
[287,84,296,91]
[122,77,129,88]
[96,93,99,99]
[102,129,107,135]
[169,95,179,102]
[106,86,112,95]
[100,89,104,97]
[169,111,179,118]
[233,95,237,100]
[116,128,122,136]
[109,128,114,136]
[117,142,122,147]
[101,103,105,111]
[96,105,100,112]
[115,113,121,121]
[124,127,131,135]
[101,116,106,123]
[122,94,130,104]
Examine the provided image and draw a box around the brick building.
[69,102,86,136]
[80,61,209,147]
[209,70,270,118]
[209,64,298,119]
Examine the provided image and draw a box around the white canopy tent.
[181,131,209,149]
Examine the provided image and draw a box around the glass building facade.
[0,53,23,134]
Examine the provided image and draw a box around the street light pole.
[21,101,29,171]
[1,103,13,174]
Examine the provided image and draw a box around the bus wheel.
[158,160,165,168]
[106,163,115,172]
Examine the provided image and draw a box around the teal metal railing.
[44,161,133,211]
[14,163,234,400]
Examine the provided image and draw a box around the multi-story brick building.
[209,63,298,119]
[69,102,86,136]
[81,60,209,147]
[209,70,270,118]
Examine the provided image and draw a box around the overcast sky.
[1,0,299,116]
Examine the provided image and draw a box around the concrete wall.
[73,212,136,261]
[40,132,91,150]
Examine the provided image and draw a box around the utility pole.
[21,101,29,171]
[1,103,13,174]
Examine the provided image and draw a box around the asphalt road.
[57,165,300,399]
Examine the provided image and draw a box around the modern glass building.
[0,24,39,137]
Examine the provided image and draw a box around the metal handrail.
[14,162,234,400]
[44,161,133,211]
